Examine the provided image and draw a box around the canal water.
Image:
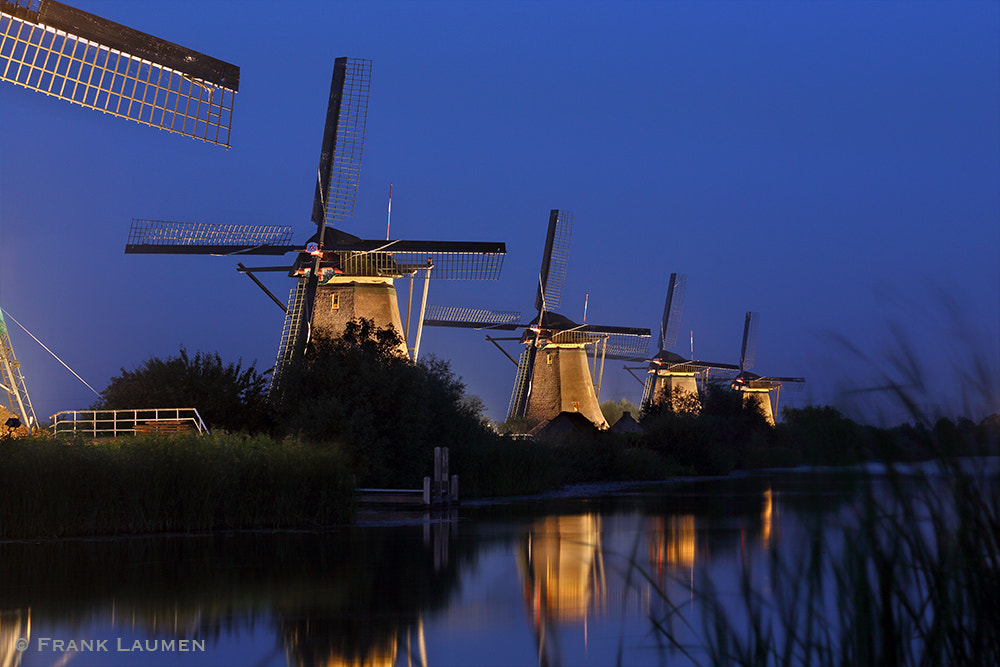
[2,460,994,667]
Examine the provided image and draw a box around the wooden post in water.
[441,447,449,500]
[433,447,441,503]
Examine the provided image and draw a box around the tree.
[274,318,496,487]
[92,348,272,433]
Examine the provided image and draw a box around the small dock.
[357,447,459,508]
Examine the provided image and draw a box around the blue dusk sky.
[1,0,998,425]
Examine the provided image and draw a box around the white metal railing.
[49,408,209,437]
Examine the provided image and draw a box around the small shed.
[609,411,644,435]
[529,411,599,440]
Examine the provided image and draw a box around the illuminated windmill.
[1,0,238,146]
[124,58,507,399]
[729,311,805,425]
[0,308,37,434]
[425,210,649,429]
[628,273,737,412]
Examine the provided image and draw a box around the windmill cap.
[653,350,690,364]
[528,311,579,331]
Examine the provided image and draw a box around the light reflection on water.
[1,463,986,667]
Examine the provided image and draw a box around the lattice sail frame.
[267,282,309,401]
[660,273,687,351]
[330,246,506,280]
[548,329,650,359]
[739,311,760,372]
[0,307,37,429]
[125,219,294,255]
[535,209,572,313]
[422,305,521,328]
[313,57,371,231]
[1,0,238,146]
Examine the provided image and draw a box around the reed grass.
[0,433,354,539]
[642,298,1000,666]
[676,458,1000,667]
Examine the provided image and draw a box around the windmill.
[124,58,507,399]
[0,308,37,434]
[2,1,238,426]
[729,311,805,425]
[1,0,238,146]
[625,273,738,412]
[424,209,650,429]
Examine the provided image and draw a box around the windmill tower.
[1,0,239,146]
[124,58,507,399]
[630,273,737,412]
[0,308,37,433]
[729,311,805,425]
[425,210,649,429]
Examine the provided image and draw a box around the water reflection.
[0,470,884,666]
[1,610,29,667]
[517,514,603,666]
[1,520,474,667]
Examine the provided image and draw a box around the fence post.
[450,474,459,504]
[423,476,431,505]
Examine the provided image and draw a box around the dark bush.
[92,348,272,434]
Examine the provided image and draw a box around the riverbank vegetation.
[3,318,996,539]
[0,433,353,539]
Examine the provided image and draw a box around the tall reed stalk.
[680,459,998,666]
[645,301,999,666]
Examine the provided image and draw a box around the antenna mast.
[385,183,393,240]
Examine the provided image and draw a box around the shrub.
[92,348,272,434]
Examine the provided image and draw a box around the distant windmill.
[625,273,737,412]
[0,308,37,433]
[124,58,507,399]
[425,210,650,429]
[729,311,805,425]
[1,0,239,146]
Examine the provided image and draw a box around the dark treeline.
[3,319,997,538]
[632,384,999,476]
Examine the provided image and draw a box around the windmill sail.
[548,325,650,359]
[423,305,520,329]
[0,307,37,432]
[312,57,371,236]
[658,273,686,352]
[268,283,310,401]
[739,311,760,374]
[535,209,572,313]
[323,239,506,280]
[1,0,239,146]
[125,219,295,255]
[506,346,535,422]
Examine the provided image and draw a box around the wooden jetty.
[357,447,459,507]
